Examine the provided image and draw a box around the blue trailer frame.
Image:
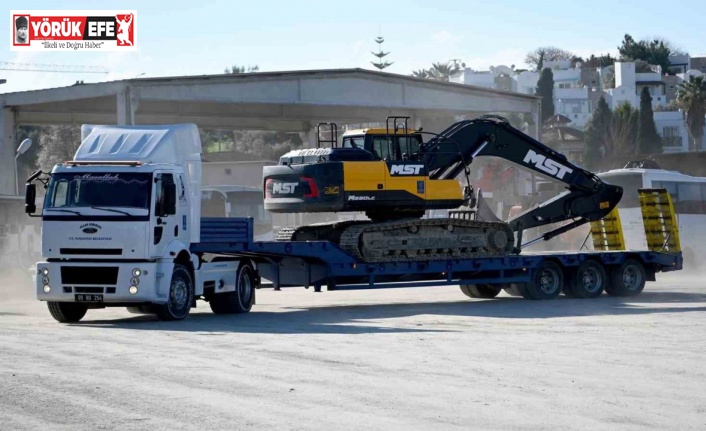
[194,218,683,293]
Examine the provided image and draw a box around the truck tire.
[525,260,564,300]
[47,301,88,323]
[608,259,646,297]
[567,260,607,299]
[210,262,256,314]
[155,264,193,321]
[459,284,501,299]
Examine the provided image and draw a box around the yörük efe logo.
[10,10,137,51]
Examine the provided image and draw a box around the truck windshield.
[44,172,152,210]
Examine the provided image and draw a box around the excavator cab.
[338,117,423,162]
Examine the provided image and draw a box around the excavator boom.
[422,115,623,235]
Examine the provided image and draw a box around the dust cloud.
[0,241,36,302]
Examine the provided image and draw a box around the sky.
[1,0,705,93]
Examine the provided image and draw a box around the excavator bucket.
[638,188,681,253]
[447,189,501,222]
[474,190,502,222]
[589,207,625,251]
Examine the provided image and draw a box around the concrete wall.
[202,160,277,188]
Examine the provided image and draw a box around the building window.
[661,126,681,147]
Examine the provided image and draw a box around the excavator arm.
[421,115,623,245]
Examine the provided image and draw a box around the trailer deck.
[194,217,682,293]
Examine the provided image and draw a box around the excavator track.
[277,219,515,263]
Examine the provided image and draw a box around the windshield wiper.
[45,208,83,216]
[90,206,133,216]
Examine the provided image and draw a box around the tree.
[584,96,612,169]
[582,53,616,68]
[611,102,639,157]
[371,36,393,71]
[225,65,259,74]
[524,46,574,71]
[637,87,662,154]
[617,34,683,74]
[676,75,706,150]
[37,126,82,171]
[411,69,430,79]
[410,61,461,82]
[536,68,554,123]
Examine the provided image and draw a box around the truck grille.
[60,248,122,255]
[60,267,119,285]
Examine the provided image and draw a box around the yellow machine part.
[589,206,626,251]
[342,161,462,200]
[638,188,681,253]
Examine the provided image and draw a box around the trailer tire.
[526,260,564,300]
[155,264,193,321]
[47,301,88,323]
[609,259,646,297]
[460,284,501,299]
[210,262,256,314]
[567,260,607,299]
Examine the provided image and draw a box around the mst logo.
[272,182,298,194]
[523,150,573,180]
[390,164,424,175]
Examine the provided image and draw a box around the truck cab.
[26,124,257,323]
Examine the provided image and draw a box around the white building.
[451,59,705,150]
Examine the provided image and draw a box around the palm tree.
[427,61,461,82]
[411,69,431,79]
[676,75,706,150]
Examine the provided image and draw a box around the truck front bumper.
[35,261,170,304]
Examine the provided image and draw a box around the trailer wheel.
[460,284,501,299]
[608,259,646,297]
[47,301,88,323]
[526,261,564,300]
[567,260,607,299]
[155,264,193,321]
[210,262,256,314]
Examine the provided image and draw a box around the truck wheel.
[609,259,646,297]
[459,284,501,299]
[567,260,607,299]
[210,262,256,314]
[47,301,88,323]
[526,261,564,300]
[155,264,193,321]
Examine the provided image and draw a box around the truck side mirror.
[25,183,36,214]
[162,182,177,215]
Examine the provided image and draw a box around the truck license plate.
[74,294,103,303]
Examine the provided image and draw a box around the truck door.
[152,172,178,250]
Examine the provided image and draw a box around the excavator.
[262,115,622,263]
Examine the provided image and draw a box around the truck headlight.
[132,268,141,277]
[130,277,140,286]
[43,285,51,293]
[129,286,138,295]
[41,267,49,276]
[42,276,50,285]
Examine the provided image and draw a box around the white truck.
[25,124,258,323]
